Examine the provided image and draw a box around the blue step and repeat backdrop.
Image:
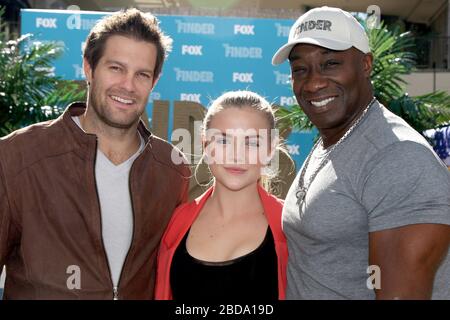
[20,9,316,170]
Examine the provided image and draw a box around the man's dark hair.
[83,8,172,80]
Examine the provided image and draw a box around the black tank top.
[170,227,278,301]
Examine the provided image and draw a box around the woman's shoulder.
[170,187,213,221]
[161,188,213,248]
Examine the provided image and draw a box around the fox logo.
[234,25,255,35]
[36,18,57,28]
[232,73,253,83]
[181,45,203,56]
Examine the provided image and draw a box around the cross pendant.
[296,188,307,206]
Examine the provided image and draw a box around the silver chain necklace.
[295,97,377,210]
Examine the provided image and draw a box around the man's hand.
[369,223,450,299]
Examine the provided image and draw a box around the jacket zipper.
[92,139,122,300]
[94,139,139,300]
[114,160,137,300]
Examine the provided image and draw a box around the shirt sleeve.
[358,141,450,232]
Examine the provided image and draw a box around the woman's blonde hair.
[194,90,292,192]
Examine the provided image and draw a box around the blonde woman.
[155,91,288,300]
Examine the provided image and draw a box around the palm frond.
[0,7,85,136]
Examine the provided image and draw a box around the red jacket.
[155,184,288,300]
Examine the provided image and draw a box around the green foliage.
[0,7,85,136]
[276,22,450,136]
[276,104,314,138]
[369,22,416,104]
[389,91,450,133]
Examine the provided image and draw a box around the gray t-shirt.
[282,101,450,300]
[72,116,145,287]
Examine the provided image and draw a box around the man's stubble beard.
[88,83,144,130]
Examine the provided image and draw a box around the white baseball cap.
[272,6,370,65]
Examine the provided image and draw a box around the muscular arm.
[369,223,450,299]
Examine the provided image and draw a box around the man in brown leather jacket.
[0,8,190,299]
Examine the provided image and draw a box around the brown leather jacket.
[0,102,190,299]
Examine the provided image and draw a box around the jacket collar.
[169,183,283,247]
[60,101,153,159]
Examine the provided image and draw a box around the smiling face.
[83,35,158,129]
[289,44,373,145]
[205,107,274,192]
